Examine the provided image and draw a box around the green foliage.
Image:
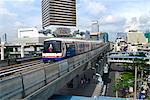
[129,52,146,57]
[4,48,13,58]
[114,72,134,91]
[129,53,134,56]
[133,58,148,70]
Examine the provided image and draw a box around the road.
[105,63,123,97]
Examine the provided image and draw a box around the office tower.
[91,21,99,33]
[42,0,76,28]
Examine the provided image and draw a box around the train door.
[62,42,66,58]
[66,42,76,57]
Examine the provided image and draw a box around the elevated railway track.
[0,43,110,100]
[0,60,52,80]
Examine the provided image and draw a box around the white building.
[91,21,99,33]
[15,27,53,45]
[127,31,147,44]
[114,38,127,52]
[18,28,40,38]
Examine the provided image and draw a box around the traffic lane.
[105,71,116,97]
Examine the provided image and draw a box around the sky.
[0,0,150,42]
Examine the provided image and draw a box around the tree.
[119,57,148,99]
[114,72,134,97]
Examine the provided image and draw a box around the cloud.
[125,11,150,32]
[0,0,41,42]
[85,0,106,16]
[0,0,18,40]
[1,0,150,42]
[78,0,106,17]
[77,0,107,31]
[101,15,126,25]
[125,17,139,32]
[139,13,150,31]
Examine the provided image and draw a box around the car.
[96,73,104,85]
[104,64,108,74]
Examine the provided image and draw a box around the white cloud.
[102,15,126,24]
[77,0,107,31]
[125,11,150,32]
[14,21,24,27]
[85,1,106,16]
[78,0,106,16]
[0,0,41,42]
[4,0,35,2]
[1,0,150,42]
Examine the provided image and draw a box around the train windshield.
[44,40,61,53]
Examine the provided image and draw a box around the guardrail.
[0,43,110,99]
[108,56,150,64]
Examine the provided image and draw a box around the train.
[42,38,104,62]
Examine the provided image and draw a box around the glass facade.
[91,21,99,33]
[144,32,150,43]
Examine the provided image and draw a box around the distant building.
[127,30,147,44]
[18,28,40,38]
[16,28,51,45]
[117,32,127,39]
[103,33,109,43]
[91,21,99,33]
[145,32,150,43]
[114,38,127,52]
[90,32,101,40]
[90,32,108,42]
[41,0,76,28]
[73,30,90,39]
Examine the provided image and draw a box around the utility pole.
[134,66,137,99]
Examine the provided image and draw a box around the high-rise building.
[127,31,147,44]
[41,0,76,28]
[91,21,99,33]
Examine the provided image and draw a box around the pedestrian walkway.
[92,84,103,96]
[55,82,103,97]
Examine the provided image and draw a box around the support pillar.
[13,48,18,52]
[72,75,79,88]
[1,45,4,60]
[87,61,91,69]
[34,46,37,51]
[21,45,24,58]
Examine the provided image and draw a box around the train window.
[44,41,61,53]
[66,44,75,49]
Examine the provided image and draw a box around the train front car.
[42,39,63,62]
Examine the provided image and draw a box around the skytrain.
[42,38,104,62]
